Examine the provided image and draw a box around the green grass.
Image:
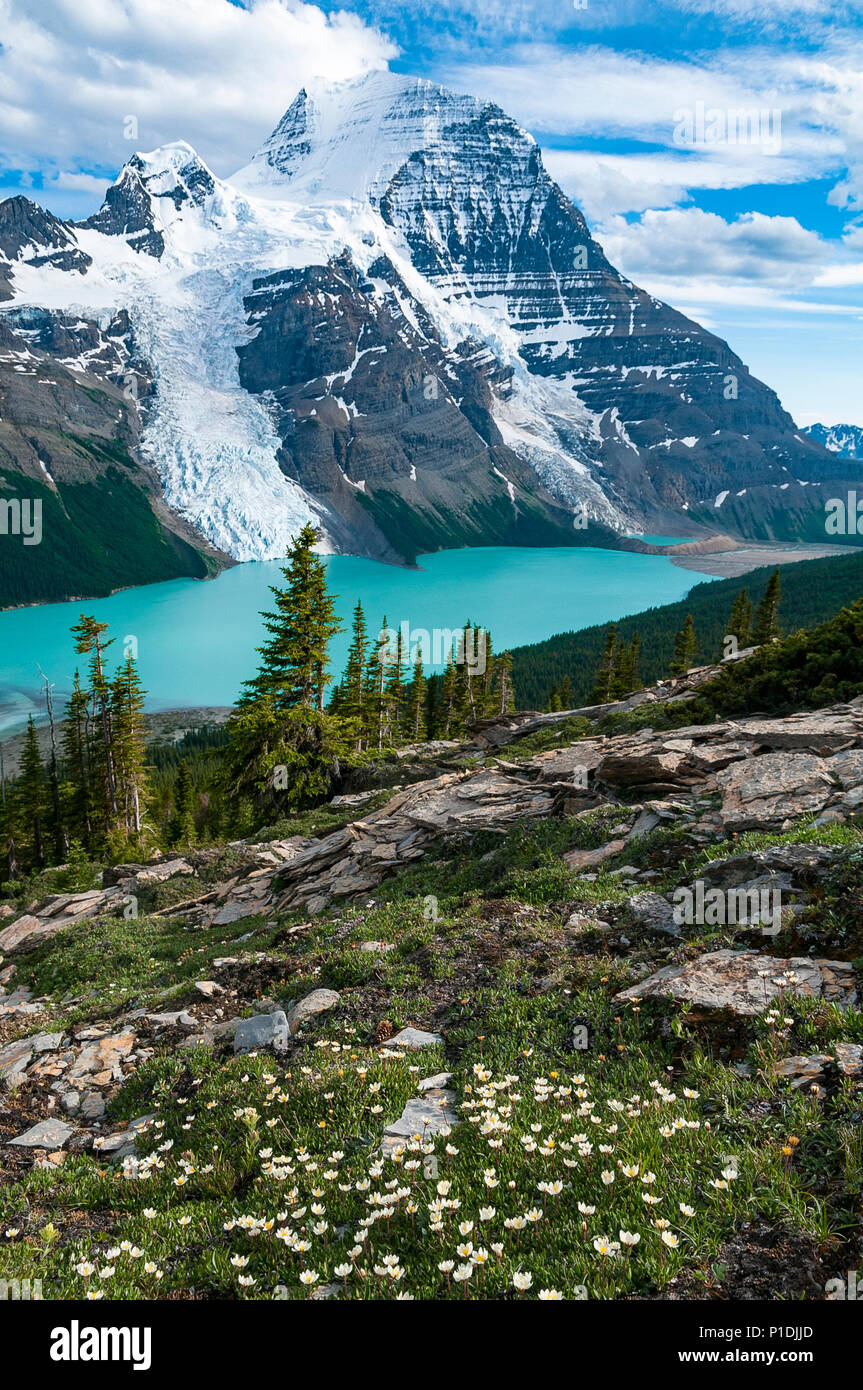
[2,957,858,1300]
[2,810,861,1300]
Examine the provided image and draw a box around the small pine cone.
[375,1019,394,1044]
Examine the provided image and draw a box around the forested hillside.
[512,550,863,709]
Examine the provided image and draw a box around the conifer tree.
[440,649,459,736]
[590,624,619,703]
[241,524,341,712]
[18,716,46,868]
[612,631,641,697]
[384,625,406,740]
[455,622,487,725]
[366,618,393,751]
[404,655,427,741]
[221,526,352,814]
[38,669,68,861]
[559,674,572,709]
[71,615,118,824]
[670,614,698,675]
[753,570,782,645]
[494,650,515,716]
[0,753,17,882]
[477,628,495,716]
[726,588,753,651]
[627,631,641,691]
[167,761,196,847]
[111,656,148,838]
[425,672,440,739]
[62,671,93,848]
[342,600,368,745]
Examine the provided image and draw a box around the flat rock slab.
[834,1042,863,1078]
[80,1092,106,1120]
[826,749,863,788]
[616,950,857,1018]
[628,810,662,840]
[233,1010,289,1054]
[699,845,832,890]
[563,840,626,871]
[212,899,268,926]
[717,752,834,829]
[773,1054,833,1088]
[734,714,863,753]
[93,1112,156,1160]
[597,749,700,792]
[381,1027,444,1051]
[286,989,341,1035]
[146,1010,197,1030]
[9,1118,78,1149]
[67,1030,136,1083]
[0,1037,36,1086]
[625,892,681,937]
[0,1030,63,1086]
[0,888,125,951]
[381,1088,458,1155]
[418,1072,454,1092]
[0,915,43,952]
[135,859,194,885]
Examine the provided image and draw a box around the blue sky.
[1,0,862,424]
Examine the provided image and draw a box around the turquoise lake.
[0,547,698,734]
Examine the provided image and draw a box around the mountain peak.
[232,70,509,200]
[81,142,220,256]
[0,195,91,294]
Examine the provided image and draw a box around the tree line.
[0,524,515,882]
[1,615,148,880]
[544,570,782,711]
[523,558,811,712]
[219,524,515,819]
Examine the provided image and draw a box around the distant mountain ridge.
[803,423,863,460]
[1,70,859,604]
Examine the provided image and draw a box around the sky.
[0,0,861,425]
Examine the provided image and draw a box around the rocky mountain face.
[0,72,857,602]
[804,423,863,461]
[2,664,861,1177]
[0,247,229,608]
[0,197,91,301]
[236,252,591,561]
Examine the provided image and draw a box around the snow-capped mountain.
[803,423,863,460]
[0,70,856,598]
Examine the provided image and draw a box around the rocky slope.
[3,666,862,1132]
[2,669,863,1300]
[1,72,857,601]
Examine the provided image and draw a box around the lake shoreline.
[669,541,859,578]
[0,545,704,738]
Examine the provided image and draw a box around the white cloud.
[543,148,810,223]
[675,0,863,17]
[51,171,110,195]
[0,0,397,181]
[443,41,859,210]
[594,206,863,313]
